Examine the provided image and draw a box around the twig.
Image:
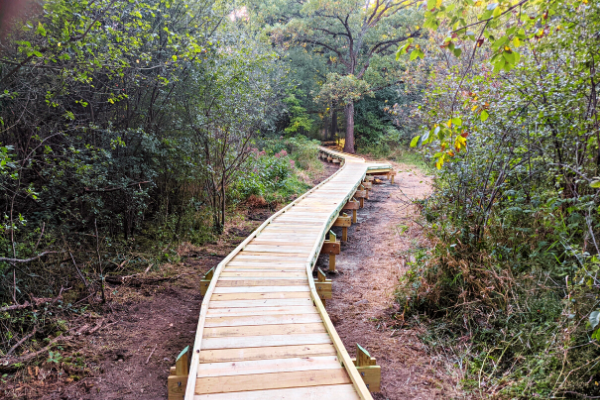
[95,219,106,303]
[6,328,37,357]
[0,325,83,372]
[0,293,65,312]
[143,263,154,275]
[0,250,61,263]
[84,181,151,192]
[146,345,157,364]
[68,251,89,288]
[33,222,45,250]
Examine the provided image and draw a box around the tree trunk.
[343,102,355,153]
[330,109,337,140]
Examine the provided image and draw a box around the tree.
[262,0,421,152]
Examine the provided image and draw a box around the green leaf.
[410,136,420,148]
[481,110,489,122]
[453,47,462,57]
[36,22,47,37]
[590,180,600,189]
[451,117,462,126]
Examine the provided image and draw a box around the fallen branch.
[0,250,61,264]
[0,325,87,372]
[0,293,64,313]
[105,272,192,287]
[6,328,37,357]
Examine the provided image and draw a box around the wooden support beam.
[333,213,351,242]
[365,176,374,182]
[354,185,366,208]
[168,346,190,400]
[200,267,214,296]
[314,268,332,305]
[352,344,381,392]
[343,199,359,224]
[323,231,338,272]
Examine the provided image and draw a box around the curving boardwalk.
[173,147,393,400]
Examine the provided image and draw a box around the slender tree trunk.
[343,102,355,153]
[330,109,337,141]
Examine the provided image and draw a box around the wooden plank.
[204,314,323,327]
[197,344,337,364]
[220,271,306,277]
[194,368,351,394]
[203,323,326,338]
[211,292,310,301]
[208,298,314,308]
[197,356,342,377]
[242,245,312,254]
[193,384,360,400]
[201,333,332,350]
[226,262,306,268]
[213,285,310,293]
[206,306,319,317]
[216,279,308,287]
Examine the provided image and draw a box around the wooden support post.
[314,268,332,305]
[327,156,332,163]
[168,346,189,400]
[354,185,366,208]
[352,344,381,392]
[200,267,214,296]
[343,198,359,224]
[333,213,351,242]
[362,180,372,199]
[321,230,339,272]
[390,171,395,184]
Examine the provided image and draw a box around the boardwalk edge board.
[176,147,392,400]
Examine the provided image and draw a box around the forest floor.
[6,158,464,400]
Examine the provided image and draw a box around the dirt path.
[322,160,464,399]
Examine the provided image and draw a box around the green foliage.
[0,0,289,357]
[283,89,312,135]
[398,0,600,397]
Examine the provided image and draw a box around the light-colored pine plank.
[193,384,360,400]
[197,356,341,377]
[211,292,310,301]
[213,286,310,293]
[216,278,308,287]
[204,313,323,327]
[242,245,312,254]
[201,333,332,349]
[203,323,326,338]
[220,271,306,277]
[208,298,314,308]
[197,344,337,364]
[194,368,350,394]
[206,305,319,317]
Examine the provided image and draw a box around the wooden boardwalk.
[171,147,393,400]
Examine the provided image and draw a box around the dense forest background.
[1,0,600,398]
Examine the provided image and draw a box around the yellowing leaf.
[472,105,478,111]
[513,37,521,47]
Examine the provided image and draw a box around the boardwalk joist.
[169,147,394,400]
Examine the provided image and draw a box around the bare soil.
[322,160,465,399]
[3,159,464,400]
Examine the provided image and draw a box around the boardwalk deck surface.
[182,148,392,400]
